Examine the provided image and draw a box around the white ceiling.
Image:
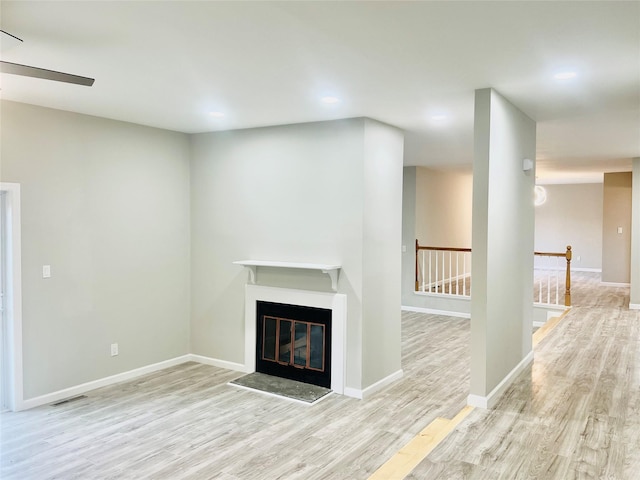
[1,1,638,183]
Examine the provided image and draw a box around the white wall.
[535,183,603,270]
[189,118,403,391]
[470,88,536,406]
[415,167,472,248]
[631,158,640,306]
[0,101,191,399]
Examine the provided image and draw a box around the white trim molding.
[19,355,192,411]
[600,281,631,287]
[402,305,470,319]
[629,303,640,310]
[1,183,23,412]
[534,266,601,273]
[467,351,534,409]
[344,369,404,400]
[189,354,249,373]
[18,353,256,411]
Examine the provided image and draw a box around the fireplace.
[244,284,347,395]
[256,301,331,388]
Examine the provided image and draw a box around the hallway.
[408,274,639,479]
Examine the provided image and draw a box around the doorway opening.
[0,183,23,412]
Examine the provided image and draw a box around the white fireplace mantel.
[233,260,341,291]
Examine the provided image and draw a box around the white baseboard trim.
[19,353,257,411]
[534,266,601,273]
[402,305,470,319]
[629,303,640,310]
[188,354,249,373]
[19,354,192,411]
[344,369,404,400]
[533,321,546,328]
[467,350,534,409]
[600,281,630,287]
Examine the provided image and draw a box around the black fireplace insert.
[256,301,332,388]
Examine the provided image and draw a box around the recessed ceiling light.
[321,96,340,104]
[553,71,577,80]
[209,111,225,118]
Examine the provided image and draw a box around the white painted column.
[630,158,640,309]
[361,119,404,394]
[468,88,536,409]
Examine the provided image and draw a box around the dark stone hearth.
[230,372,332,404]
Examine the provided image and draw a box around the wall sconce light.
[534,185,547,206]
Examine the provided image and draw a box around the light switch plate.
[42,265,51,278]
[618,226,623,234]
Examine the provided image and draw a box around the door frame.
[0,183,23,411]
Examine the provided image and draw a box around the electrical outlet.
[577,255,581,262]
[110,343,119,356]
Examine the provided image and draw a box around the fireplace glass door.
[257,302,331,388]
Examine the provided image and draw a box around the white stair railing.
[534,246,572,307]
[415,241,472,297]
[415,241,572,306]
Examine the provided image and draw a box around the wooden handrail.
[417,245,472,252]
[415,241,572,307]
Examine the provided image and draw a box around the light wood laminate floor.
[1,272,637,479]
[408,273,639,479]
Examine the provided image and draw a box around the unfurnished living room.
[1,1,639,479]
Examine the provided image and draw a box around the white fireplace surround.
[244,284,347,395]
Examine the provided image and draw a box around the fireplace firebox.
[256,301,332,388]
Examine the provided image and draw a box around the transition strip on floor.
[532,307,571,347]
[368,405,474,480]
[369,307,570,480]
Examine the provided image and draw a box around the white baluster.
[555,257,560,305]
[455,253,459,295]
[441,251,445,294]
[538,265,542,303]
[547,257,551,304]
[435,251,438,293]
[463,253,467,296]
[421,251,425,292]
[448,252,452,294]
[428,251,432,292]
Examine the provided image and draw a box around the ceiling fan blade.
[0,60,94,86]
